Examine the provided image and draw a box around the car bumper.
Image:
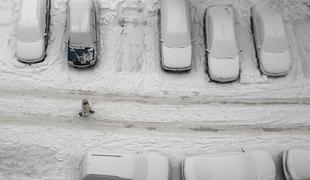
[260,50,291,77]
[161,45,192,71]
[208,56,240,82]
[68,60,96,68]
[16,39,46,63]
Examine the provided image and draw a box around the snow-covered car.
[251,5,291,76]
[65,0,99,68]
[182,151,276,180]
[82,152,169,180]
[204,6,241,82]
[15,0,50,63]
[283,149,310,180]
[160,0,192,71]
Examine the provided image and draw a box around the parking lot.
[0,0,310,179]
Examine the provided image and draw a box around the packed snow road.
[0,87,310,130]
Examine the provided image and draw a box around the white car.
[160,0,192,71]
[204,6,241,82]
[16,0,50,63]
[182,151,276,180]
[65,0,99,68]
[82,152,169,180]
[251,5,291,76]
[283,149,310,180]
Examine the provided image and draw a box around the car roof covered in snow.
[206,6,238,58]
[16,0,47,41]
[17,0,45,28]
[82,153,148,180]
[284,149,310,180]
[68,0,95,46]
[183,151,276,180]
[161,0,191,48]
[252,5,288,52]
[69,0,93,34]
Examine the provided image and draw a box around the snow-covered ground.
[0,0,310,179]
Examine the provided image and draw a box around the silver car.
[65,0,99,68]
[160,0,192,71]
[16,0,50,63]
[251,5,291,76]
[204,6,241,82]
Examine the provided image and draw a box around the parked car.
[16,0,50,63]
[82,152,169,180]
[283,149,310,180]
[65,0,98,68]
[204,6,241,82]
[160,0,192,71]
[182,151,276,180]
[251,5,291,76]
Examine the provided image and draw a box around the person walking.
[79,99,95,117]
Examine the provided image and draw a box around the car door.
[205,12,214,63]
[252,10,264,57]
[91,4,97,59]
[44,0,50,47]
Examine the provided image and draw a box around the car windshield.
[69,32,93,47]
[211,40,238,59]
[263,35,288,53]
[16,0,45,42]
[16,25,43,42]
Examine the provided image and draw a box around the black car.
[65,0,98,68]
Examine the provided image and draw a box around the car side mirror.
[191,39,195,43]
[159,39,163,43]
[205,49,210,54]
[239,49,244,54]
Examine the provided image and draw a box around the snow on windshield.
[16,26,43,42]
[70,32,93,47]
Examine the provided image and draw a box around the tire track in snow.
[0,87,310,131]
[1,86,310,105]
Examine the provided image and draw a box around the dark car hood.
[68,46,95,65]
